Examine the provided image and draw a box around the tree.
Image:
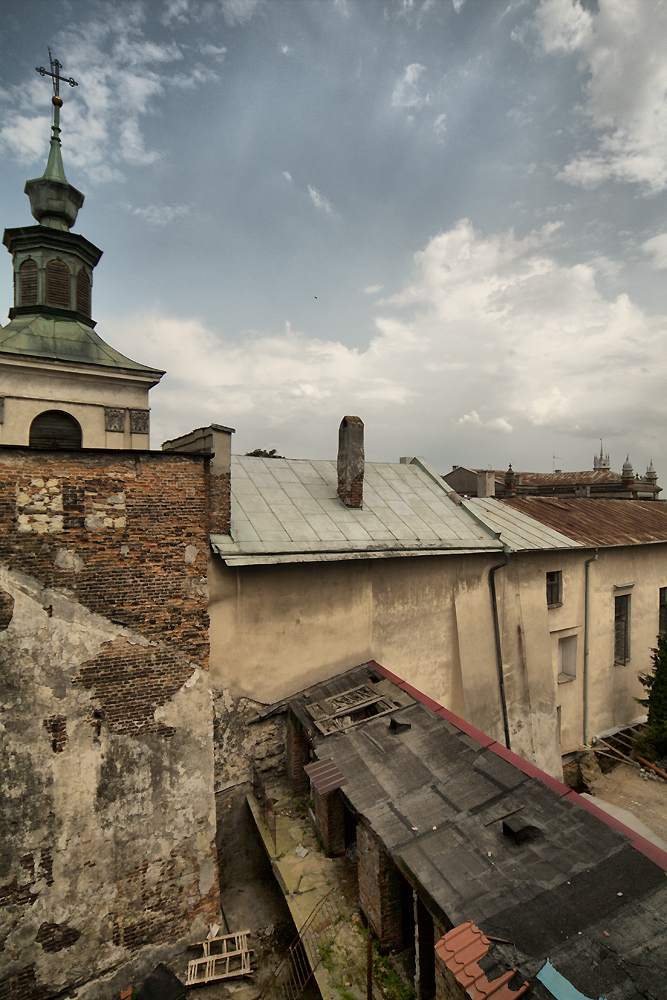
[244,448,285,459]
[636,633,667,760]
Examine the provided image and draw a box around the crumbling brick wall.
[0,447,220,999]
[357,822,403,951]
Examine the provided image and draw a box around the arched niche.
[29,410,82,450]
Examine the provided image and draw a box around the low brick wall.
[357,823,403,951]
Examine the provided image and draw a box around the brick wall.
[0,446,220,999]
[313,787,345,857]
[286,712,310,797]
[357,823,403,951]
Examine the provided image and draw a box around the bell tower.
[0,51,164,450]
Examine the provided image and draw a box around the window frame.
[614,593,631,665]
[546,570,563,608]
[660,587,667,635]
[557,634,577,683]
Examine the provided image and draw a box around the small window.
[558,635,577,682]
[19,259,38,305]
[29,410,82,450]
[76,269,91,316]
[546,570,562,607]
[45,259,71,309]
[615,594,630,664]
[660,588,667,634]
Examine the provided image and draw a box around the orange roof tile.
[435,921,529,999]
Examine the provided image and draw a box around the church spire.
[25,50,83,231]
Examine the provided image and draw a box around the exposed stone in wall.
[212,688,286,793]
[0,447,220,999]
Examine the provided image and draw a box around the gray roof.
[211,456,503,566]
[289,664,667,999]
[464,497,582,552]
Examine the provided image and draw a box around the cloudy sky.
[2,0,667,479]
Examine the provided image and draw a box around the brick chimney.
[162,423,234,533]
[337,416,364,508]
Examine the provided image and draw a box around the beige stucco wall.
[0,362,151,448]
[209,539,667,778]
[493,545,667,755]
[208,550,562,775]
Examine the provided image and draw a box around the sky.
[2,0,667,479]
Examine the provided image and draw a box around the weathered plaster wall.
[494,545,667,756]
[0,448,219,999]
[208,552,556,774]
[0,365,152,449]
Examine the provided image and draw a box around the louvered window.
[45,259,71,308]
[19,259,38,305]
[29,410,82,450]
[76,269,91,316]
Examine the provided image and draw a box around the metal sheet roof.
[211,456,502,564]
[500,497,667,547]
[464,498,581,552]
[303,757,347,795]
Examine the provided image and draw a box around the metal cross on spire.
[36,49,78,105]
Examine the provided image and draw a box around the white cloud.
[220,0,263,26]
[279,45,291,55]
[0,5,221,184]
[642,233,667,270]
[392,64,428,110]
[125,203,189,225]
[282,171,292,182]
[308,185,334,215]
[363,284,383,295]
[433,113,447,139]
[161,0,191,26]
[458,411,513,434]
[525,0,667,192]
[104,218,667,464]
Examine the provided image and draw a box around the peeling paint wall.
[0,449,219,999]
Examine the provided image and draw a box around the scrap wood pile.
[185,924,253,988]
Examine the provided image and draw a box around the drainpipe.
[583,549,599,747]
[489,546,511,750]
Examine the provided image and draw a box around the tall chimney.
[337,416,364,508]
[476,471,495,498]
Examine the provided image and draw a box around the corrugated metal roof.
[303,757,347,795]
[500,497,667,546]
[465,497,581,551]
[211,456,502,564]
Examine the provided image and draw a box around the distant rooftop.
[465,497,582,551]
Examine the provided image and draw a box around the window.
[29,410,82,450]
[660,588,667,634]
[19,259,38,305]
[558,635,577,682]
[45,259,70,308]
[546,570,562,607]
[76,269,91,316]
[615,594,630,664]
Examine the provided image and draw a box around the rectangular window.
[558,635,577,682]
[546,570,562,607]
[660,588,667,634]
[615,594,630,664]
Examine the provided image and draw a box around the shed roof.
[289,663,667,998]
[211,456,502,566]
[500,497,667,547]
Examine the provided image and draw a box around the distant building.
[444,445,660,500]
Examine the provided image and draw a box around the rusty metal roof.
[500,497,667,546]
[494,470,627,486]
[303,757,347,795]
[435,921,529,999]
